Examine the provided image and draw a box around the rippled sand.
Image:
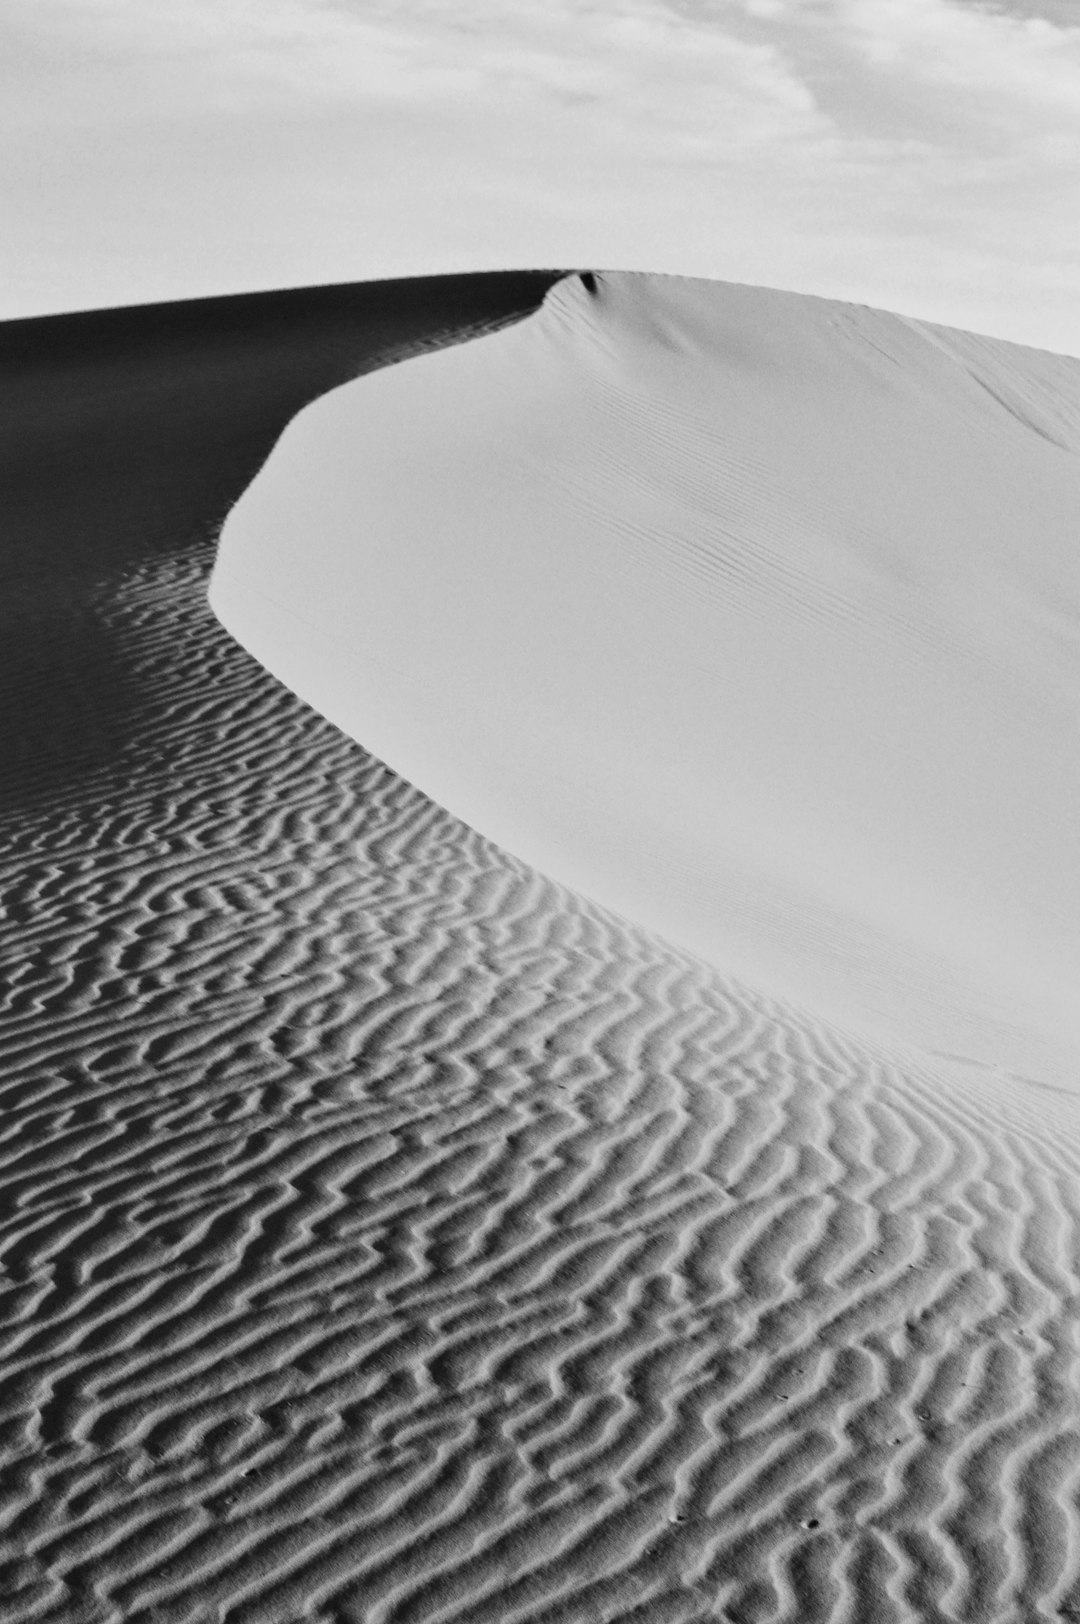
[3,272,1080,1624]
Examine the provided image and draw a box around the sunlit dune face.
[213,270,1080,1087]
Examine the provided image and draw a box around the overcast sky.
[4,0,1079,352]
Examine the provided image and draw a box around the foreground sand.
[2,273,1080,1624]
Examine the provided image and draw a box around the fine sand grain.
[2,272,1080,1624]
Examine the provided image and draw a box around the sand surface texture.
[2,272,1080,1624]
[215,272,1080,1091]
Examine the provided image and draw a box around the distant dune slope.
[5,274,1080,1624]
[213,272,1080,1088]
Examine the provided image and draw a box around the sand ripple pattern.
[3,282,1080,1624]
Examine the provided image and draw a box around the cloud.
[960,0,1080,26]
[3,1,828,136]
[3,1,482,118]
[833,0,1080,121]
[10,0,1078,159]
[712,0,1080,153]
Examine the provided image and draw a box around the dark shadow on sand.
[0,271,565,814]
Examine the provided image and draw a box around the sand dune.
[213,271,1080,1091]
[2,272,1080,1623]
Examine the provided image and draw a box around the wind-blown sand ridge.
[213,270,1080,1091]
[1,271,1079,1623]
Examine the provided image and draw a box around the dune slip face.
[214,271,1080,1092]
[1,271,1080,1624]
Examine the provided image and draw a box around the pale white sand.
[212,271,1080,1094]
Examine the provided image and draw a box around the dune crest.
[212,271,1080,1089]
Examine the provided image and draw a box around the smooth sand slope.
[2,272,1080,1624]
[213,272,1080,1092]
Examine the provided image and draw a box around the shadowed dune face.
[0,273,561,813]
[213,271,1080,1087]
[5,273,1080,1624]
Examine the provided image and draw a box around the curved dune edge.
[5,275,1080,1623]
[212,269,1080,1092]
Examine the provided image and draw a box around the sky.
[4,0,1079,353]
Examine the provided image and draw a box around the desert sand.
[3,268,1080,1624]
[213,271,1080,1095]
